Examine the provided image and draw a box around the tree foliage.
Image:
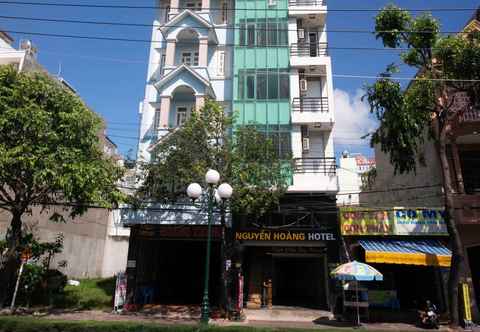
[138,99,291,218]
[0,64,124,305]
[0,65,124,216]
[365,4,480,325]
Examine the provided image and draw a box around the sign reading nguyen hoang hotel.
[340,207,448,236]
[235,230,336,242]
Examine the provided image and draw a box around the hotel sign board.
[340,207,448,236]
[235,230,336,242]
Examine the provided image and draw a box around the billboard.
[340,207,448,236]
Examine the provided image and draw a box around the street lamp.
[187,169,233,324]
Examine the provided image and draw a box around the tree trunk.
[438,134,465,327]
[0,210,23,307]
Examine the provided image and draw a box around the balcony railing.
[290,43,328,57]
[292,97,329,112]
[294,157,336,175]
[460,108,480,122]
[288,0,326,6]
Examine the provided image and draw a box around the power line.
[0,15,470,34]
[0,1,476,12]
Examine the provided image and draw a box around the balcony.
[288,0,327,17]
[452,194,480,224]
[290,43,330,67]
[289,157,338,192]
[291,97,333,125]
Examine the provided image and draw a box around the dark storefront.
[235,194,340,310]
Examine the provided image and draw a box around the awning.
[358,239,452,267]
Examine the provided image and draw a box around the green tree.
[0,65,124,306]
[365,5,480,325]
[138,99,291,218]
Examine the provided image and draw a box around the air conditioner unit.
[268,0,277,6]
[297,28,305,40]
[302,137,310,152]
[299,79,308,92]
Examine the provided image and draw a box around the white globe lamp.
[218,183,233,199]
[187,182,202,199]
[205,169,220,185]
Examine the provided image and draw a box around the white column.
[170,0,179,15]
[159,96,171,128]
[165,39,176,66]
[198,37,209,67]
[195,95,205,111]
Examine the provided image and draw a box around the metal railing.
[460,109,480,122]
[290,42,328,57]
[292,97,329,112]
[288,0,326,6]
[293,157,336,175]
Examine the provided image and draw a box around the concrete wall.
[0,206,128,278]
[360,134,443,207]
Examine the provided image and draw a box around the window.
[247,23,255,47]
[182,52,192,66]
[217,51,225,76]
[237,69,290,100]
[256,72,267,99]
[165,6,170,21]
[267,20,277,46]
[267,69,278,99]
[246,74,255,99]
[221,1,228,23]
[279,73,289,99]
[160,54,166,75]
[181,52,198,66]
[176,107,188,126]
[153,109,161,129]
[193,52,199,66]
[239,23,246,46]
[279,22,288,46]
[257,22,267,47]
[186,1,201,11]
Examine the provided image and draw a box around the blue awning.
[358,239,451,267]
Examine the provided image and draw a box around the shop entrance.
[135,239,221,305]
[273,255,327,309]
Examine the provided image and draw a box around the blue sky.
[0,0,478,158]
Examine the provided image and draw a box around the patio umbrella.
[331,261,383,326]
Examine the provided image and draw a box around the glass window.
[217,51,225,76]
[239,22,246,46]
[257,72,267,99]
[279,22,288,46]
[176,107,188,126]
[279,73,289,99]
[221,1,228,23]
[182,52,192,66]
[267,21,277,46]
[247,23,255,47]
[257,22,267,47]
[268,69,278,99]
[246,74,255,99]
[238,72,244,99]
[153,109,161,129]
[193,52,199,66]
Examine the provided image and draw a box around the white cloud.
[333,88,378,147]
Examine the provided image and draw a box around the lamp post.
[187,169,233,324]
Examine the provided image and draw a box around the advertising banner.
[340,207,448,236]
[340,208,393,236]
[393,208,447,235]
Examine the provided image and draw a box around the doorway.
[309,33,318,57]
[273,255,327,309]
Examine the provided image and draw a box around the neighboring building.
[127,0,338,311]
[337,151,375,206]
[359,10,480,321]
[0,34,129,278]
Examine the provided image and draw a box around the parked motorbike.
[418,300,440,329]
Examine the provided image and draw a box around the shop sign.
[340,207,448,236]
[235,230,336,241]
[137,225,222,239]
[394,208,447,235]
[340,208,393,236]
